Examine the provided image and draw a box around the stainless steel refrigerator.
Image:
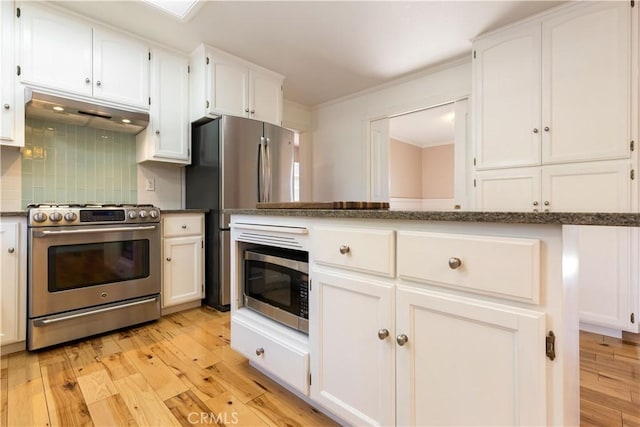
[185,115,295,310]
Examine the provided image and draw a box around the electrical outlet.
[145,178,155,191]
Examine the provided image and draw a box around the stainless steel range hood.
[25,89,149,135]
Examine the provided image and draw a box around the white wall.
[283,100,313,201]
[137,162,183,209]
[312,59,471,201]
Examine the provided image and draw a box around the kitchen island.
[224,208,622,426]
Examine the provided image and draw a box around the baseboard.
[1,340,26,355]
[161,299,202,315]
[579,322,622,339]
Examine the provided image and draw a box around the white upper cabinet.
[190,44,284,126]
[541,2,630,164]
[18,2,149,109]
[137,47,189,164]
[473,1,632,170]
[92,27,149,109]
[475,167,541,212]
[473,23,541,169]
[1,0,18,145]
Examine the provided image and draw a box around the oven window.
[245,261,307,315]
[47,239,150,291]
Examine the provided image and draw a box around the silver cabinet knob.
[96,80,102,87]
[448,257,462,269]
[378,329,389,340]
[155,130,160,135]
[544,126,550,132]
[3,104,9,110]
[544,201,550,206]
[166,257,171,262]
[250,110,255,114]
[85,77,91,84]
[7,248,15,254]
[256,347,264,356]
[396,334,409,346]
[533,128,539,134]
[533,201,539,206]
[181,224,187,229]
[339,245,350,255]
[245,108,250,113]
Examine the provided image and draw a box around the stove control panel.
[28,205,161,227]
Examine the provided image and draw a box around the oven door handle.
[33,225,158,237]
[33,296,159,326]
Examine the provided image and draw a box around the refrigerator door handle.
[265,137,272,202]
[258,137,266,202]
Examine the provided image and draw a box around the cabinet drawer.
[231,315,309,395]
[163,214,203,237]
[397,232,540,303]
[312,227,395,277]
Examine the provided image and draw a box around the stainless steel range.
[27,203,161,350]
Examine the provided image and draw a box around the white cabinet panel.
[475,167,540,212]
[250,70,282,126]
[542,161,630,212]
[542,2,630,164]
[395,286,547,427]
[137,47,189,164]
[210,53,249,117]
[578,226,637,332]
[20,3,92,96]
[1,219,26,347]
[310,270,394,426]
[1,0,16,143]
[93,27,149,109]
[474,23,541,169]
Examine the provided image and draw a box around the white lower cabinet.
[395,286,546,426]
[0,218,26,348]
[310,270,395,426]
[578,226,638,333]
[161,213,204,309]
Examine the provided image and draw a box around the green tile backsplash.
[22,119,137,208]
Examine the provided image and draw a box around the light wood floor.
[0,307,337,427]
[1,307,639,426]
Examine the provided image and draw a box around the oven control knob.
[64,212,77,222]
[49,212,63,222]
[128,211,138,219]
[149,210,158,219]
[138,210,148,219]
[32,212,48,222]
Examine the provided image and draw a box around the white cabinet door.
[542,2,630,164]
[250,70,282,125]
[473,22,541,169]
[1,0,14,142]
[395,286,547,427]
[578,226,637,332]
[162,236,203,308]
[310,270,395,426]
[138,48,189,163]
[541,161,630,212]
[474,167,540,212]
[19,3,92,96]
[209,51,249,118]
[0,220,25,346]
[93,27,149,109]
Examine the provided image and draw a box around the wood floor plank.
[204,361,267,404]
[6,375,50,426]
[166,333,223,369]
[581,370,633,402]
[86,394,138,427]
[164,389,215,426]
[112,372,181,427]
[623,412,640,427]
[40,357,93,427]
[204,391,271,426]
[581,385,640,415]
[76,369,118,405]
[1,362,7,427]
[89,335,122,359]
[580,399,622,427]
[98,352,137,381]
[66,341,104,377]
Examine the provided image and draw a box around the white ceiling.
[54,1,564,107]
[390,103,455,148]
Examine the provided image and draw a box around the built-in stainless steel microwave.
[243,247,309,334]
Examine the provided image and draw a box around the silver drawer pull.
[339,245,350,255]
[7,247,15,254]
[181,224,187,229]
[34,296,158,326]
[256,347,264,356]
[448,257,462,269]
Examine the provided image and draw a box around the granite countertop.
[0,211,28,217]
[224,208,640,227]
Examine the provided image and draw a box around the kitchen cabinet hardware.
[256,347,264,356]
[377,329,389,340]
[396,334,409,346]
[533,201,539,206]
[155,130,160,135]
[631,313,635,324]
[339,245,350,255]
[3,104,9,110]
[631,170,635,180]
[545,331,556,361]
[245,108,249,113]
[544,201,550,206]
[544,126,550,132]
[181,224,187,229]
[250,109,255,114]
[96,80,102,87]
[7,248,14,254]
[84,77,90,84]
[533,128,539,134]
[448,257,462,270]
[631,141,635,151]
[166,257,171,261]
